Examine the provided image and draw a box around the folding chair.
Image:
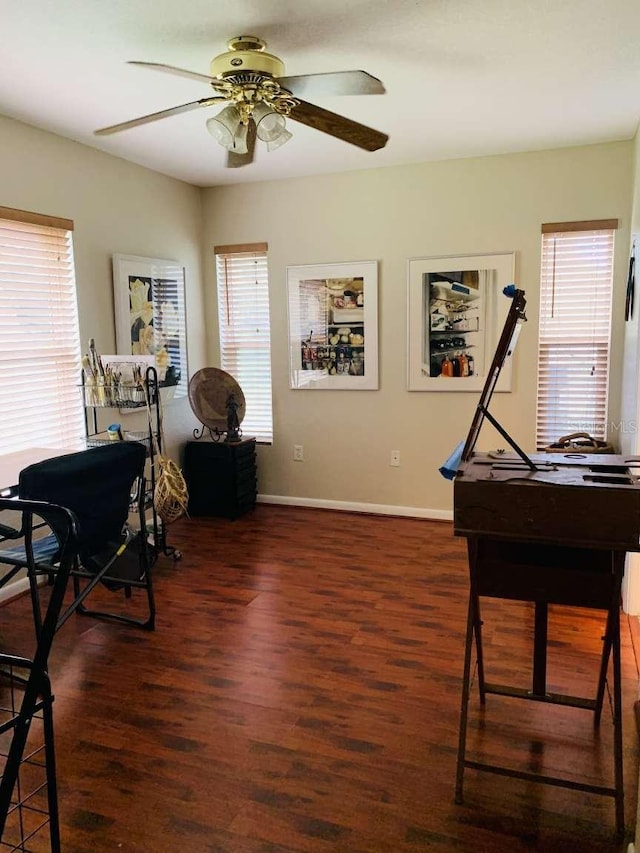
[16,442,155,632]
[0,499,78,852]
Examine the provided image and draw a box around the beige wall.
[0,115,207,456]
[620,127,640,615]
[621,130,640,456]
[203,141,633,516]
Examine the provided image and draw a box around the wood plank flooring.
[0,505,637,852]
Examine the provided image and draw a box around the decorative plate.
[187,368,246,432]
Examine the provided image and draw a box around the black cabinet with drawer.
[184,438,257,519]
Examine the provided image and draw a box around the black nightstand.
[184,438,257,519]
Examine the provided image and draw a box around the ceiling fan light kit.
[95,35,389,168]
[205,104,242,148]
[266,127,293,152]
[206,102,290,155]
[252,101,287,143]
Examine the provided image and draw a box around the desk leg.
[595,608,613,727]
[455,595,475,804]
[595,552,624,726]
[591,551,624,835]
[612,601,624,837]
[532,602,548,697]
[467,538,486,703]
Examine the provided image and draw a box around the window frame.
[214,243,273,444]
[0,205,84,455]
[535,219,617,451]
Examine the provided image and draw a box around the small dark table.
[184,437,257,519]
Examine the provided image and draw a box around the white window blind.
[215,244,273,443]
[151,276,188,397]
[0,210,84,454]
[536,221,616,450]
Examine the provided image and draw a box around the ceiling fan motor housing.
[210,36,285,80]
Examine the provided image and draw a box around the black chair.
[0,498,78,852]
[15,442,155,632]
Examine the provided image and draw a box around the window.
[214,243,273,443]
[536,219,617,450]
[0,206,84,454]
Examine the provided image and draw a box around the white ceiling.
[2,0,640,188]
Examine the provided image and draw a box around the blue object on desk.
[439,440,465,481]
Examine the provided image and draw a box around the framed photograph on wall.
[287,260,379,390]
[112,254,188,398]
[407,251,516,392]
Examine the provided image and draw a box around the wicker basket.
[544,432,614,454]
[153,456,189,523]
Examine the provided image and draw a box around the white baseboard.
[0,575,31,605]
[257,494,453,522]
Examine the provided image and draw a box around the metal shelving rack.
[81,365,179,561]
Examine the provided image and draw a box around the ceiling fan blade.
[226,119,257,168]
[128,61,216,85]
[289,99,388,152]
[94,98,222,135]
[278,70,385,98]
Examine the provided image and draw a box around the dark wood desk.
[453,452,640,837]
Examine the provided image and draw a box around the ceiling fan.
[95,35,389,168]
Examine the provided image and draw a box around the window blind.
[215,245,273,444]
[151,275,188,396]
[0,215,84,454]
[536,224,616,450]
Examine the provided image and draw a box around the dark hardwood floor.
[1,505,637,852]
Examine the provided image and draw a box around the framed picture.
[287,260,378,390]
[112,254,188,398]
[407,251,516,392]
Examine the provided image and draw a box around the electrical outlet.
[293,444,304,461]
[390,450,400,467]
